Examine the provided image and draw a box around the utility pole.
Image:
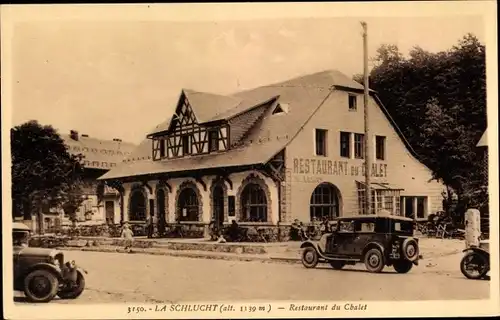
[361,21,372,215]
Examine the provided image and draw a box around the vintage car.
[13,222,87,302]
[300,215,421,273]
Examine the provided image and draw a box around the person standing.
[121,223,134,253]
[321,216,331,234]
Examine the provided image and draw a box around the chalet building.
[98,70,445,236]
[32,131,136,233]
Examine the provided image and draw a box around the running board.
[320,256,360,262]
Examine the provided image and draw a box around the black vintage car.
[300,215,422,273]
[13,222,87,302]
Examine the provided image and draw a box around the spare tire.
[402,238,419,261]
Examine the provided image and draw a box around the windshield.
[13,231,30,247]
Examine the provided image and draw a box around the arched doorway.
[241,183,268,222]
[177,187,199,221]
[310,183,341,221]
[129,189,146,221]
[212,184,225,227]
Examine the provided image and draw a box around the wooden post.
[361,21,371,215]
[465,208,481,248]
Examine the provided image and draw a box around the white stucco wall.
[285,89,446,222]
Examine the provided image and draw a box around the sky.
[6,6,487,145]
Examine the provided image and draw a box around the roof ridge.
[230,69,360,96]
[61,133,136,146]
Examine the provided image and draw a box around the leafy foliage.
[11,120,86,221]
[358,34,487,216]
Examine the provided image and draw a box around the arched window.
[310,183,340,221]
[177,188,199,221]
[129,189,146,221]
[241,183,267,222]
[157,188,166,218]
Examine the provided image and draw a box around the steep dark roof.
[183,89,243,123]
[99,69,415,180]
[62,134,136,170]
[147,90,242,137]
[147,90,280,138]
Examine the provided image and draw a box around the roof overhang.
[97,163,265,182]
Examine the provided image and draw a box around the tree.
[359,34,487,218]
[11,120,86,225]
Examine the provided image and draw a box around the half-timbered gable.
[149,90,237,160]
[148,89,279,161]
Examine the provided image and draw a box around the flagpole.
[361,21,372,215]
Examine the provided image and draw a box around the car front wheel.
[301,247,319,268]
[23,269,59,303]
[58,270,86,299]
[393,260,413,273]
[364,248,385,273]
[460,252,488,280]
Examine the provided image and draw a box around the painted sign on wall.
[292,158,387,179]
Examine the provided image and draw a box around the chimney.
[70,130,79,141]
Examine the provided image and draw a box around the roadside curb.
[58,245,461,265]
[59,246,298,264]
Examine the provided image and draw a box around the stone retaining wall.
[28,235,270,254]
[38,223,309,243]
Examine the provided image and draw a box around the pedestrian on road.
[121,223,134,253]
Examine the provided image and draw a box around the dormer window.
[208,130,219,152]
[272,103,289,115]
[182,135,191,155]
[159,139,165,158]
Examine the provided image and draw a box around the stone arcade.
[98,70,446,239]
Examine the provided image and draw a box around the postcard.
[2,2,498,319]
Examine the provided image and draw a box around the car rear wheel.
[393,260,413,273]
[364,248,385,273]
[57,270,86,299]
[329,261,346,270]
[301,247,319,268]
[23,269,59,303]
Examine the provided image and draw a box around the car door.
[350,221,375,257]
[334,220,357,256]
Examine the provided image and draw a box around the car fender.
[300,241,328,259]
[77,267,88,275]
[463,247,490,257]
[23,263,63,281]
[362,242,385,257]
